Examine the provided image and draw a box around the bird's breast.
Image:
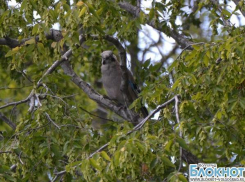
[101,65,123,102]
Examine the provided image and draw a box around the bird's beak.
[102,59,106,65]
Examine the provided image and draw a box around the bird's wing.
[127,70,148,117]
[127,70,140,98]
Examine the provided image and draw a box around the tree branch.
[88,96,176,158]
[88,95,199,164]
[210,0,232,28]
[0,29,63,48]
[60,60,140,124]
[37,49,72,86]
[52,95,199,179]
[175,96,182,172]
[0,90,34,110]
[118,2,193,49]
[233,0,245,17]
[51,170,66,182]
[52,96,184,180]
[0,151,12,154]
[0,31,141,124]
[0,112,16,130]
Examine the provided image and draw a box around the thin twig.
[210,0,232,28]
[0,112,16,130]
[0,85,32,90]
[118,2,193,49]
[0,151,12,154]
[19,151,24,165]
[175,96,182,172]
[233,0,245,17]
[59,124,80,128]
[51,170,66,182]
[10,164,17,172]
[61,94,78,99]
[88,143,110,159]
[45,112,60,130]
[0,90,34,110]
[175,42,205,61]
[133,96,177,131]
[88,95,178,158]
[79,107,114,122]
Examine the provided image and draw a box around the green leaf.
[149,8,155,20]
[222,9,231,18]
[79,6,87,17]
[0,165,10,173]
[87,4,99,20]
[5,46,21,57]
[168,59,178,72]
[216,110,222,120]
[32,24,39,35]
[81,159,89,173]
[135,141,146,153]
[69,161,81,167]
[203,54,209,67]
[37,43,45,53]
[89,158,101,171]
[171,78,181,90]
[40,148,48,159]
[178,173,188,182]
[239,98,245,109]
[51,144,61,159]
[150,157,158,169]
[155,2,166,12]
[161,156,175,168]
[165,140,173,152]
[100,151,111,161]
[2,174,15,181]
[176,137,188,150]
[143,58,151,67]
[217,65,227,84]
[95,25,104,34]
[63,3,70,12]
[20,0,27,11]
[192,44,201,51]
[113,151,121,167]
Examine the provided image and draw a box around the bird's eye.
[111,57,115,62]
[102,59,106,65]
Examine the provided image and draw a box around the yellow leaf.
[11,64,16,70]
[76,1,84,7]
[120,147,125,152]
[61,30,67,36]
[241,160,245,165]
[79,6,87,17]
[51,42,57,48]
[25,38,36,45]
[5,47,20,57]
[12,46,20,52]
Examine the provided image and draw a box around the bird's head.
[101,50,118,65]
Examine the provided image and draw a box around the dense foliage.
[1,0,245,181]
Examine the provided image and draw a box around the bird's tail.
[140,106,148,118]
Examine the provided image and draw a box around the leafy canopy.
[0,0,245,181]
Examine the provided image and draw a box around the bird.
[101,50,148,117]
